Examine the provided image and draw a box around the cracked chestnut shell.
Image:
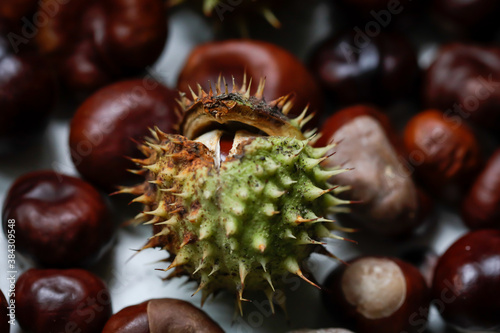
[70,79,178,190]
[102,298,224,333]
[424,44,500,131]
[177,39,323,124]
[323,256,430,333]
[1,170,113,266]
[462,149,500,229]
[15,268,112,333]
[432,229,500,331]
[36,0,167,96]
[0,20,57,155]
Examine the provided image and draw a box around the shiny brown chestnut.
[424,44,500,131]
[102,298,224,333]
[177,39,323,123]
[403,109,482,203]
[323,256,430,333]
[69,79,178,190]
[35,0,167,96]
[310,32,418,106]
[1,289,9,333]
[317,105,431,237]
[462,149,500,229]
[1,170,113,266]
[0,20,57,155]
[15,268,112,333]
[432,229,500,331]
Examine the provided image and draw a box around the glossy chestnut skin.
[323,256,430,333]
[36,0,167,96]
[432,229,500,331]
[310,32,418,106]
[15,268,112,333]
[102,298,224,333]
[69,79,178,190]
[317,105,431,237]
[462,149,500,229]
[403,109,482,203]
[1,170,113,266]
[424,44,500,131]
[0,20,57,155]
[1,289,9,333]
[433,0,500,38]
[177,39,323,122]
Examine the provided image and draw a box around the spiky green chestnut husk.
[121,77,351,312]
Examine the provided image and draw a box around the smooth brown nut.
[310,32,418,106]
[403,109,482,203]
[317,105,431,237]
[1,289,9,333]
[15,268,112,333]
[102,298,224,333]
[424,44,500,131]
[69,79,178,190]
[2,170,113,266]
[177,39,323,124]
[0,20,57,155]
[432,229,500,331]
[36,0,167,96]
[323,256,430,333]
[462,149,500,229]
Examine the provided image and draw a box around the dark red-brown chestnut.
[69,79,178,190]
[432,229,500,331]
[310,32,418,106]
[403,109,482,203]
[36,0,168,96]
[1,289,9,333]
[1,170,113,267]
[323,256,430,333]
[424,44,500,131]
[0,20,57,155]
[177,39,323,123]
[15,269,112,333]
[317,105,431,237]
[102,298,224,333]
[462,149,500,229]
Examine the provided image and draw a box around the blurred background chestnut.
[1,170,113,266]
[69,79,179,190]
[432,229,500,332]
[36,0,168,97]
[309,31,419,106]
[102,298,224,333]
[318,105,431,237]
[0,20,57,155]
[462,149,500,229]
[0,0,38,24]
[424,44,500,132]
[403,109,482,204]
[15,268,112,333]
[177,39,324,123]
[323,256,430,333]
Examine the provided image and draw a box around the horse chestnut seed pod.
[317,105,431,237]
[36,0,168,96]
[70,79,178,190]
[432,229,500,331]
[310,32,418,106]
[102,298,224,333]
[2,170,113,267]
[403,109,482,203]
[323,256,430,333]
[1,289,9,333]
[15,268,112,333]
[177,39,323,123]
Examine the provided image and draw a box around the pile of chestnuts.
[1,0,500,332]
